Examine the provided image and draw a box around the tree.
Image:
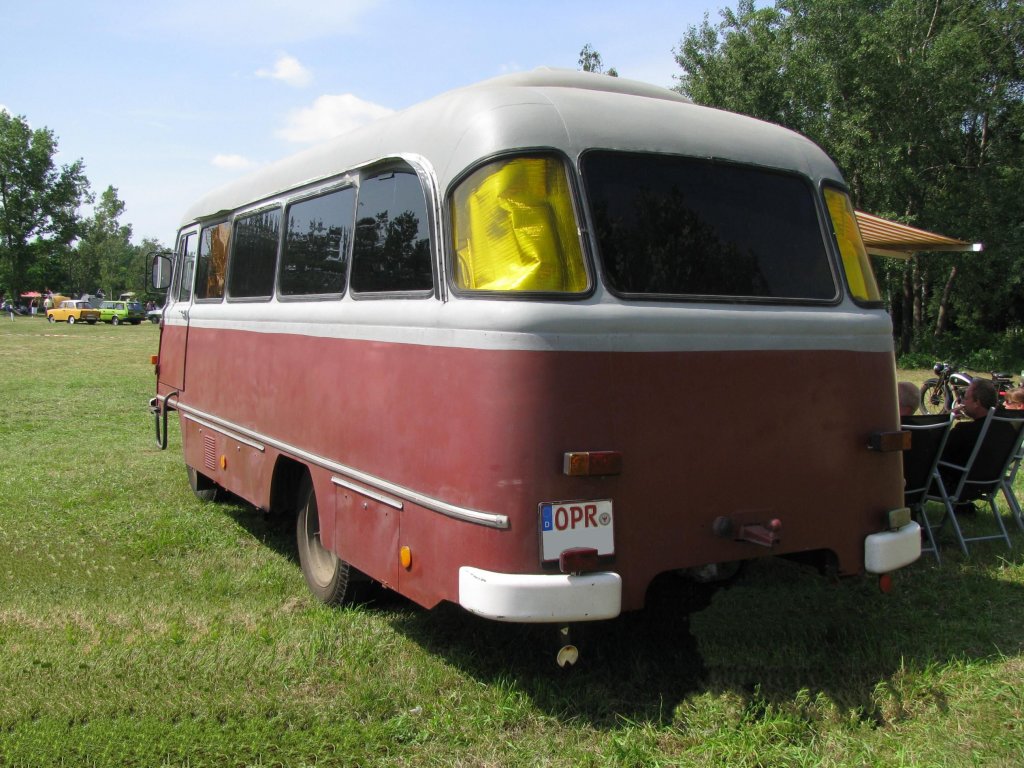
[674,0,1024,360]
[578,44,619,77]
[0,111,90,298]
[74,185,134,297]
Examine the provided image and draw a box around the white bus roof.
[181,68,842,226]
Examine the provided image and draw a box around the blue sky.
[1,0,721,245]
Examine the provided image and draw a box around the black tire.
[67,316,76,325]
[296,475,360,605]
[919,378,952,415]
[47,315,55,323]
[187,465,222,502]
[112,316,120,326]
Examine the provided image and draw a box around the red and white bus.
[150,69,919,650]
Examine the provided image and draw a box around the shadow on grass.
[387,547,1024,729]
[222,499,1024,730]
[222,501,299,565]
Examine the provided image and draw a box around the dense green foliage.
[674,0,1024,364]
[0,112,161,302]
[2,323,1024,765]
[0,111,90,298]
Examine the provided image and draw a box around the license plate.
[539,500,614,562]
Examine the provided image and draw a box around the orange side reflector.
[400,546,412,570]
[563,451,623,477]
[150,354,159,365]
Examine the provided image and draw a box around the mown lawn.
[1,319,1022,767]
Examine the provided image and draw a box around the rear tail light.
[563,451,622,477]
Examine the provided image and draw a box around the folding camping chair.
[900,413,954,563]
[924,408,1024,557]
[1000,437,1024,532]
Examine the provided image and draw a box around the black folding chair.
[1001,437,1024,532]
[901,414,954,563]
[925,408,1024,556]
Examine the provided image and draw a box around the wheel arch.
[269,455,310,516]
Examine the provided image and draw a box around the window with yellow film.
[451,157,588,293]
[825,188,881,303]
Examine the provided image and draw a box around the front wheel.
[112,316,120,326]
[67,316,76,325]
[47,315,55,323]
[296,475,360,605]
[919,378,952,415]
[187,465,222,502]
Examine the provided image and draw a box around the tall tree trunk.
[901,262,914,354]
[912,256,923,334]
[935,264,957,337]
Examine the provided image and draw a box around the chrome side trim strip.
[158,395,509,529]
[184,412,266,452]
[331,476,403,510]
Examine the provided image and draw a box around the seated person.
[1004,387,1024,410]
[941,379,998,467]
[897,381,919,419]
[938,379,1011,510]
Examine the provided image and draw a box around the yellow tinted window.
[452,156,587,293]
[825,187,881,303]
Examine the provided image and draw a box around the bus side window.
[176,231,198,303]
[451,155,588,293]
[824,186,881,304]
[350,170,433,294]
[195,222,231,301]
[228,208,281,299]
[279,186,355,297]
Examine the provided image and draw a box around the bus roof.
[181,68,841,226]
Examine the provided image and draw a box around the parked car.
[147,306,164,324]
[46,300,100,324]
[98,300,145,325]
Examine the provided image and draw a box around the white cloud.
[256,54,312,88]
[277,94,394,144]
[211,153,257,170]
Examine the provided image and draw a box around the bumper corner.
[865,521,921,574]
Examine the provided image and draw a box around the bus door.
[157,228,198,394]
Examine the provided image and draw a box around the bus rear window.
[582,151,837,302]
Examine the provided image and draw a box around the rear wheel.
[296,475,360,605]
[187,465,222,502]
[67,316,76,325]
[919,379,951,415]
[47,315,55,323]
[112,316,120,326]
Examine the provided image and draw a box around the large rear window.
[582,151,837,302]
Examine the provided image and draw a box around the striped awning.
[855,210,983,259]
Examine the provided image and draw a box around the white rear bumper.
[458,566,622,623]
[865,521,921,573]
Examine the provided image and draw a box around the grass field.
[2,319,1023,767]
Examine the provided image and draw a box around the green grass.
[2,319,1023,767]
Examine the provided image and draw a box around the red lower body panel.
[161,326,903,613]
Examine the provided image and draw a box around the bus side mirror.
[150,252,173,291]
